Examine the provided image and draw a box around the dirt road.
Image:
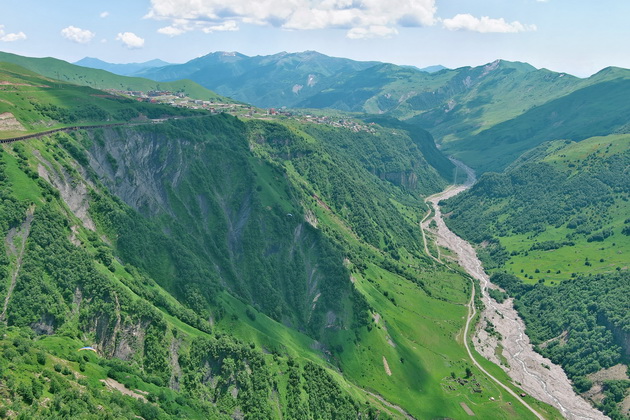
[422,159,607,420]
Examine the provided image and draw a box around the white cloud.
[442,14,536,33]
[347,25,398,40]
[158,25,187,36]
[61,26,95,44]
[147,0,437,38]
[201,20,238,33]
[116,32,145,49]
[0,25,27,42]
[157,18,238,36]
[100,11,110,18]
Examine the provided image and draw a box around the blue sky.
[1,0,628,77]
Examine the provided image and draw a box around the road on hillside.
[0,115,205,144]
[422,158,607,420]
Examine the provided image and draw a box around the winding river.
[422,158,608,420]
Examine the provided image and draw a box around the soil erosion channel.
[422,159,607,420]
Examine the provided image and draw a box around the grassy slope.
[272,134,561,419]
[0,51,231,102]
[441,134,630,418]
[1,134,408,419]
[0,126,447,419]
[486,135,628,283]
[407,61,580,142]
[0,62,205,137]
[446,78,630,173]
[0,64,564,419]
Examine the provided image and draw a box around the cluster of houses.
[299,114,378,134]
[105,89,378,134]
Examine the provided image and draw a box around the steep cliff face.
[84,117,353,335]
[0,131,384,418]
[380,169,419,190]
[1,63,525,419]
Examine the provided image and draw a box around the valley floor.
[422,162,608,420]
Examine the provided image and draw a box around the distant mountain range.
[76,51,451,110]
[8,49,630,173]
[74,52,630,172]
[403,64,448,73]
[0,50,628,419]
[74,57,172,76]
[134,50,381,109]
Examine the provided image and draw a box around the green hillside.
[441,134,630,418]
[0,61,562,418]
[0,51,231,102]
[134,50,630,179]
[124,51,630,178]
[446,78,630,172]
[0,62,205,137]
[137,50,379,108]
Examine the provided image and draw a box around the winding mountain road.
[421,159,607,420]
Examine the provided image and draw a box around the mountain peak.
[492,59,537,72]
[194,51,248,63]
[589,66,630,81]
[75,57,108,66]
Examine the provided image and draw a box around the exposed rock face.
[35,151,96,231]
[381,170,419,190]
[87,129,188,216]
[31,314,55,335]
[83,124,351,335]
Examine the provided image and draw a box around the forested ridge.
[0,60,549,419]
[0,63,458,417]
[0,115,414,418]
[492,271,630,419]
[442,136,630,418]
[0,56,598,419]
[442,136,630,273]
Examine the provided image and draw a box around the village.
[105,88,378,134]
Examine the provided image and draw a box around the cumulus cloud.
[146,0,437,39]
[347,25,398,39]
[442,14,536,33]
[157,18,238,36]
[201,20,238,33]
[100,11,110,18]
[116,32,145,49]
[0,25,27,42]
[157,26,187,36]
[61,26,95,44]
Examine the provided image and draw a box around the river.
[421,158,608,420]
